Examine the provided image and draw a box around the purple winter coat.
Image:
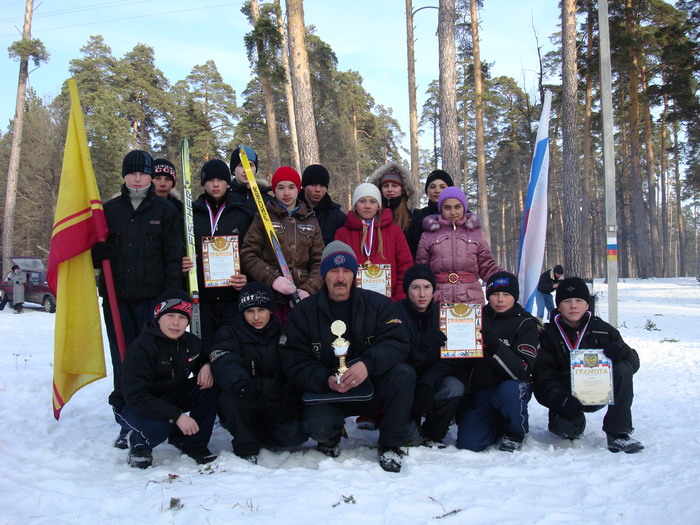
[415,212,502,305]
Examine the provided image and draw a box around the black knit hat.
[230,146,258,172]
[239,282,276,313]
[424,169,454,194]
[402,264,436,294]
[485,271,519,302]
[301,164,330,188]
[122,150,153,177]
[153,289,192,322]
[553,265,564,276]
[200,159,232,186]
[153,158,176,186]
[555,277,590,306]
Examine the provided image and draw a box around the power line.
[0,1,155,24]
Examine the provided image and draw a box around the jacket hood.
[423,211,481,232]
[267,198,314,220]
[368,161,419,211]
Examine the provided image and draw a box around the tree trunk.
[625,0,652,278]
[274,0,300,172]
[673,118,685,275]
[581,0,594,278]
[641,64,659,276]
[660,90,669,276]
[618,115,633,277]
[251,0,280,172]
[561,0,583,278]
[286,0,319,167]
[468,0,490,243]
[405,0,421,199]
[439,0,461,183]
[2,0,34,276]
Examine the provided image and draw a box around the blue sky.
[0,0,560,155]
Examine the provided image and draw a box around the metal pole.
[598,0,618,327]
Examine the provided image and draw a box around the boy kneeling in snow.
[209,282,307,464]
[455,272,539,452]
[534,277,644,453]
[110,289,218,468]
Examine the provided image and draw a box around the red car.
[0,257,56,313]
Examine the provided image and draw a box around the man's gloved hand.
[419,330,447,352]
[603,342,629,362]
[480,328,499,357]
[92,242,113,261]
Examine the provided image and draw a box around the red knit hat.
[271,166,301,191]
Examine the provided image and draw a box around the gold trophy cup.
[331,320,350,383]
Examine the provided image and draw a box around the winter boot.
[607,433,644,454]
[238,454,258,465]
[498,432,524,452]
[317,441,341,458]
[421,438,447,449]
[127,447,153,469]
[378,446,405,473]
[185,447,217,465]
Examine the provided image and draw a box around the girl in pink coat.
[415,186,501,305]
[334,183,413,301]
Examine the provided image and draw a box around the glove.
[419,330,447,352]
[480,328,499,357]
[603,342,628,362]
[557,394,584,419]
[92,242,113,261]
[411,383,435,419]
[272,276,297,295]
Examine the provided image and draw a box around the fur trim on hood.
[369,160,419,211]
[422,211,481,232]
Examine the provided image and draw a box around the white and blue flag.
[517,90,552,312]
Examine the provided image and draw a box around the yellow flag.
[48,78,109,419]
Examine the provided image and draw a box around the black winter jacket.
[209,316,289,403]
[192,191,257,303]
[109,321,207,423]
[98,184,184,301]
[279,287,410,393]
[459,303,539,393]
[406,200,439,258]
[537,269,562,294]
[300,193,346,245]
[534,312,640,410]
[395,299,457,390]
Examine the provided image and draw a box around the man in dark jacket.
[535,265,564,319]
[534,277,644,454]
[209,282,307,464]
[181,159,252,354]
[396,264,462,447]
[93,150,184,379]
[279,241,415,472]
[456,272,539,452]
[110,289,218,469]
[299,164,346,245]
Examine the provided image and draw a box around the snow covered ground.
[1,278,699,524]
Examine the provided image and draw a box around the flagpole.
[101,259,127,361]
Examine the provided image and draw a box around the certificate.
[570,349,614,405]
[201,235,240,288]
[439,303,482,358]
[356,263,392,297]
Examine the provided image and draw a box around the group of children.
[101,147,643,470]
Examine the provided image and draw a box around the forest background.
[1,0,698,280]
